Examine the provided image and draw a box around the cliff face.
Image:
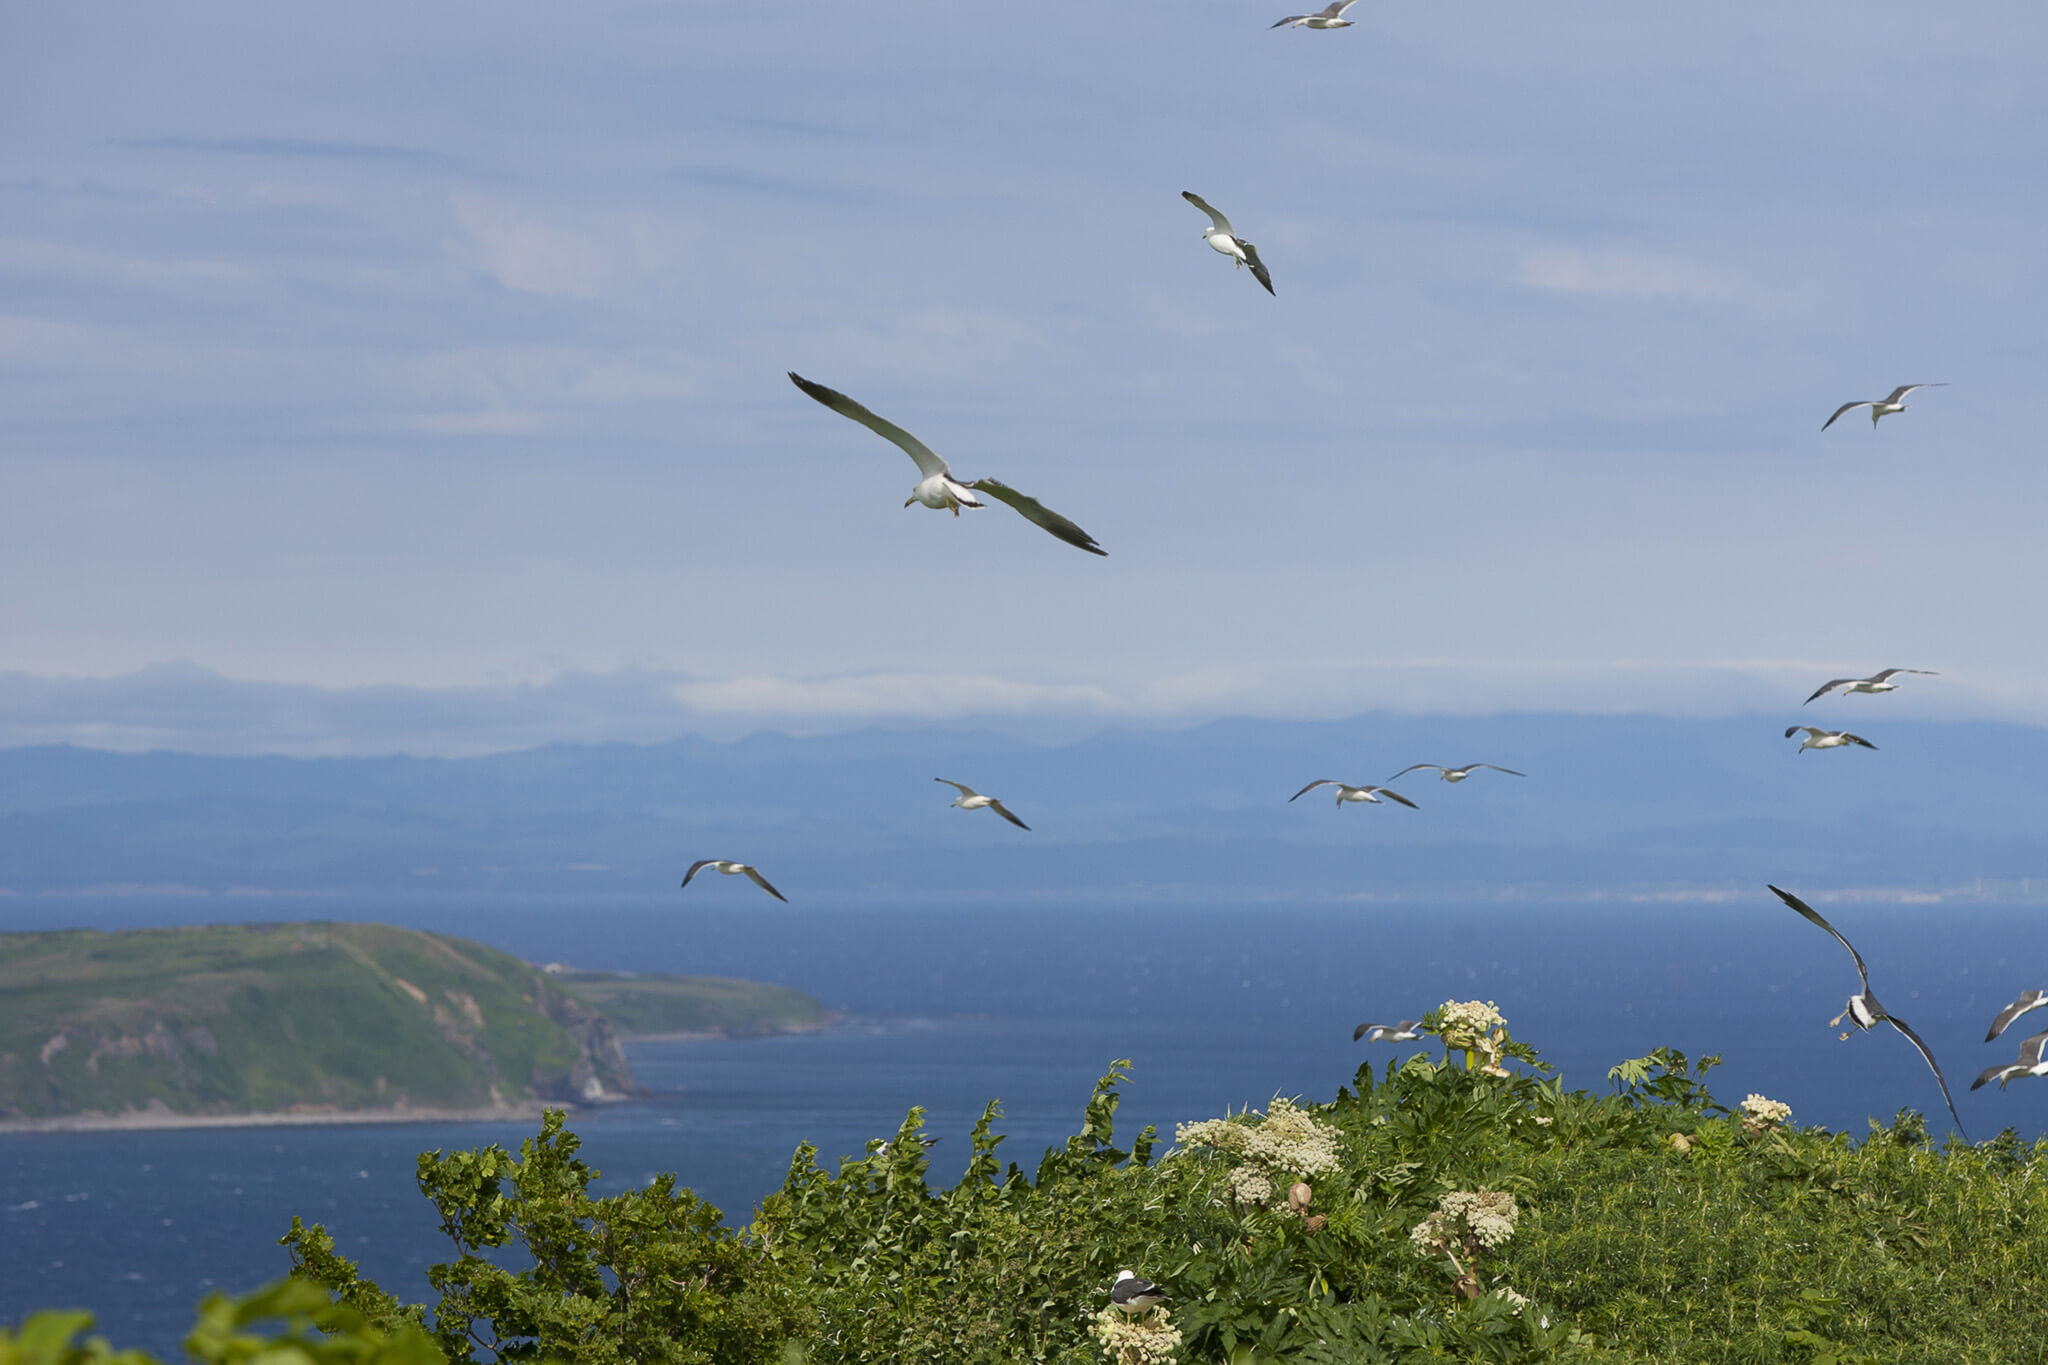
[0,922,637,1122]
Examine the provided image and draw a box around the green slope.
[551,969,830,1038]
[0,922,637,1120]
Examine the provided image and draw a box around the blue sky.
[2,3,2044,753]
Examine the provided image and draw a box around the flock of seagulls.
[657,2,2023,1320]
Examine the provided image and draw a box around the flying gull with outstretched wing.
[1822,384,1946,431]
[1289,779,1418,808]
[680,859,788,903]
[1769,885,1966,1138]
[1974,1029,2048,1092]
[1804,668,1937,705]
[1353,1020,1423,1043]
[1385,763,1525,784]
[788,373,1106,555]
[1182,192,1274,296]
[1272,0,1357,28]
[935,779,1031,830]
[1786,726,1877,754]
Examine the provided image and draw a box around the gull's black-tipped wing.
[1353,1019,1421,1042]
[742,866,789,902]
[1181,190,1233,235]
[1987,990,2048,1042]
[681,859,716,889]
[965,478,1107,555]
[1882,1010,1967,1139]
[1821,400,1872,431]
[1885,383,1946,403]
[1386,764,1445,782]
[1290,779,1341,802]
[935,778,980,799]
[789,372,951,480]
[1467,764,1525,777]
[1375,787,1420,809]
[1804,679,1855,704]
[1843,732,1877,749]
[1770,885,1872,995]
[986,799,1031,831]
[1238,240,1275,295]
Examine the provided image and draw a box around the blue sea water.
[4,896,2045,1358]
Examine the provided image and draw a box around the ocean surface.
[4,895,2045,1357]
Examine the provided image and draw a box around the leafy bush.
[265,1012,2048,1363]
[0,1278,441,1365]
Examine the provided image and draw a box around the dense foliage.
[0,1278,440,1365]
[20,1006,2048,1362]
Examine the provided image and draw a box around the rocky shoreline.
[0,1099,571,1135]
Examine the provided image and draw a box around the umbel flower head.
[1434,999,1507,1051]
[1175,1098,1343,1205]
[1090,1305,1182,1365]
[1740,1093,1793,1135]
[1410,1189,1521,1263]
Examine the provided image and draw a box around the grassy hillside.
[0,922,636,1121]
[552,968,829,1038]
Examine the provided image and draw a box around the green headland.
[0,922,828,1127]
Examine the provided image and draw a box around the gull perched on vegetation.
[1181,192,1274,296]
[1110,1271,1168,1317]
[1822,384,1946,431]
[1353,1020,1423,1043]
[1769,885,1966,1139]
[1973,1030,2048,1092]
[1289,779,1418,808]
[1985,989,2048,1042]
[788,373,1107,555]
[1385,763,1525,784]
[680,860,788,903]
[934,779,1030,830]
[1804,668,1937,705]
[1271,0,1357,28]
[1785,726,1876,754]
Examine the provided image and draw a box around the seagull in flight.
[1181,192,1274,296]
[1353,1020,1423,1043]
[1985,989,2048,1042]
[1289,779,1418,809]
[1769,885,1967,1139]
[1803,668,1937,705]
[1786,726,1876,754]
[1822,384,1947,431]
[1973,1029,2048,1092]
[1271,0,1357,28]
[934,779,1030,830]
[788,373,1106,555]
[680,860,788,903]
[1385,763,1525,784]
[1110,1271,1168,1318]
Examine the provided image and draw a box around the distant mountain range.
[0,712,2043,902]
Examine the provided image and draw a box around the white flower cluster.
[1492,1286,1531,1312]
[1409,1189,1520,1259]
[1179,1096,1335,1203]
[1090,1306,1183,1365]
[1175,1098,1343,1205]
[1741,1093,1792,1132]
[1436,999,1507,1051]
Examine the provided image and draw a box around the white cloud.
[449,192,611,298]
[1516,247,1747,302]
[673,671,1121,719]
[445,194,701,300]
